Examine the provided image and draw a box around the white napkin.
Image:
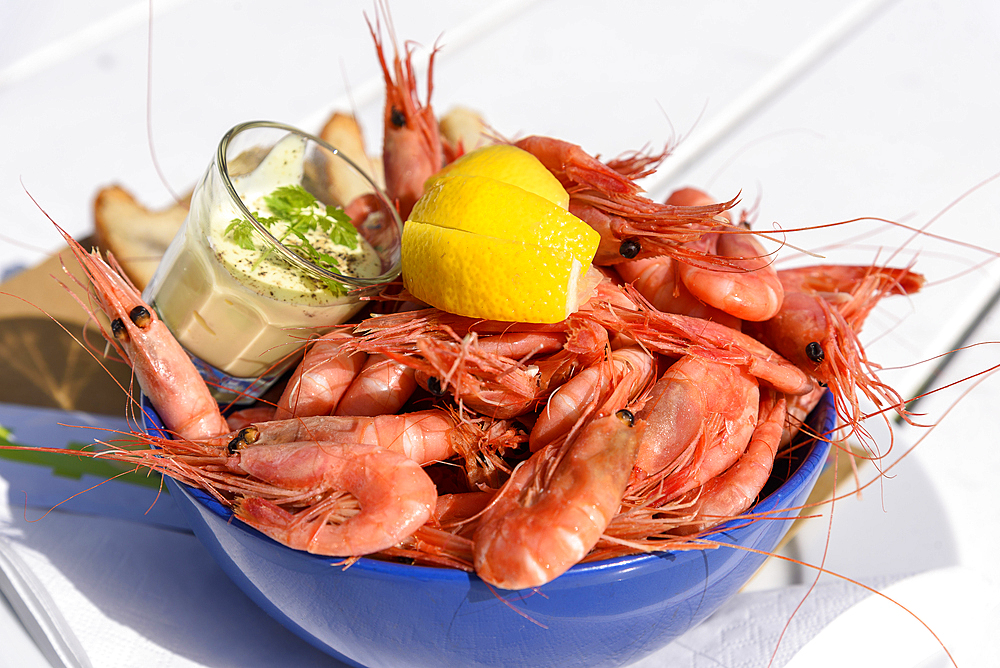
[3,463,993,668]
[783,567,999,668]
[638,569,999,667]
[632,577,883,667]
[0,474,342,668]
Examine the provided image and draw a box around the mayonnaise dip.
[144,133,381,391]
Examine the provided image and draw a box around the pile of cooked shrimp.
[45,13,922,591]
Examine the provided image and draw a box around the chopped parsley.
[225,185,359,295]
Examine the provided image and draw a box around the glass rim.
[216,120,403,289]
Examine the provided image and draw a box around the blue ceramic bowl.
[144,392,834,668]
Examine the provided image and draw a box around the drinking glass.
[143,121,402,403]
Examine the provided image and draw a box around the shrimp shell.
[232,442,437,556]
[473,411,641,589]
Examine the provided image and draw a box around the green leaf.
[264,184,317,217]
[225,218,258,251]
[325,205,359,249]
[0,429,163,489]
[227,184,361,280]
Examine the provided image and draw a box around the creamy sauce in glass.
[145,134,381,387]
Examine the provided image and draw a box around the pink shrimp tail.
[778,264,924,333]
[665,186,784,322]
[232,442,437,556]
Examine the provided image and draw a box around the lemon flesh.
[403,175,600,323]
[424,144,570,209]
[403,221,595,323]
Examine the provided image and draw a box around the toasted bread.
[318,112,385,206]
[439,106,495,156]
[93,185,190,291]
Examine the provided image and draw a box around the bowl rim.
[144,391,835,582]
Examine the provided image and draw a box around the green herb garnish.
[225,185,358,294]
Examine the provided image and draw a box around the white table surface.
[2,1,999,666]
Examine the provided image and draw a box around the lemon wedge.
[424,144,570,209]
[402,172,600,323]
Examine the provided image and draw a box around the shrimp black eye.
[615,409,635,427]
[129,305,151,328]
[805,341,825,364]
[239,425,260,444]
[110,318,128,342]
[426,376,445,396]
[619,239,641,259]
[226,426,260,455]
[390,107,406,128]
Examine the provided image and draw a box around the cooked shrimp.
[782,383,828,446]
[225,405,276,430]
[377,491,494,570]
[381,524,475,571]
[344,191,402,259]
[598,387,787,552]
[433,491,494,531]
[409,334,543,419]
[776,264,924,318]
[582,283,813,395]
[425,318,610,420]
[473,410,641,589]
[368,8,443,219]
[629,355,759,500]
[352,309,606,419]
[678,230,783,321]
[513,135,644,197]
[274,331,365,419]
[334,354,417,416]
[615,255,743,329]
[532,316,610,391]
[380,491,496,570]
[347,303,572,350]
[54,224,229,440]
[530,346,656,450]
[674,389,786,534]
[747,264,925,438]
[232,442,436,556]
[473,331,567,359]
[219,409,498,466]
[667,187,783,322]
[614,186,744,327]
[513,135,745,266]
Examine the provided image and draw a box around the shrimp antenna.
[145,0,182,204]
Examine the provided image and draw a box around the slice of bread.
[93,185,190,291]
[318,112,385,206]
[439,106,495,157]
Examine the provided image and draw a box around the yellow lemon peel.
[424,144,569,209]
[402,149,600,323]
